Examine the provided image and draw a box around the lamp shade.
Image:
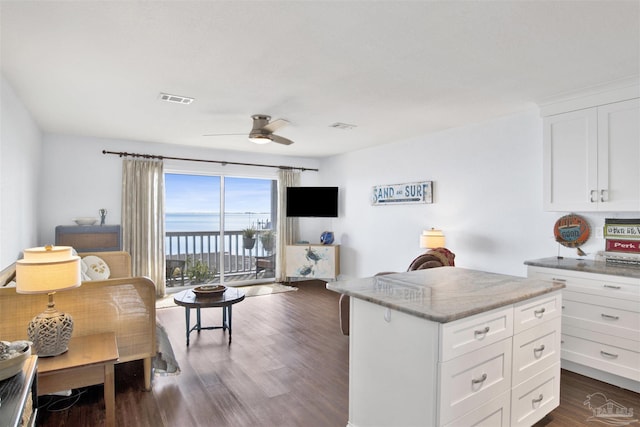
[420,229,446,249]
[16,246,81,294]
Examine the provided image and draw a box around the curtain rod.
[102,150,318,172]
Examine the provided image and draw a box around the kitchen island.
[327,267,565,427]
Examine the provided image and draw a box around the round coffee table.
[173,287,245,346]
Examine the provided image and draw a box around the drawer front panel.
[562,299,640,340]
[439,338,512,425]
[511,363,560,427]
[440,306,513,361]
[561,334,640,381]
[514,292,562,334]
[528,268,640,302]
[563,289,640,313]
[512,317,561,386]
[443,391,510,427]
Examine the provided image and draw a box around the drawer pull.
[552,278,566,283]
[532,394,544,405]
[474,326,490,338]
[534,308,546,317]
[603,284,621,290]
[471,373,487,385]
[533,344,546,355]
[600,351,619,359]
[601,313,619,321]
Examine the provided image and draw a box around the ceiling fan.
[204,114,294,145]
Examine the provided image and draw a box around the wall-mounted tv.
[286,186,339,218]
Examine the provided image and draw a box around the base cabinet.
[285,244,339,280]
[528,266,640,392]
[348,291,562,426]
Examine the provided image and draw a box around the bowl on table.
[73,217,98,226]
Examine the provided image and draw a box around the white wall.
[37,134,320,246]
[0,76,42,269]
[315,109,626,279]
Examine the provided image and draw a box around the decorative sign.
[553,214,590,248]
[372,181,433,206]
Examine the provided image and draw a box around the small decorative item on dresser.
[320,231,334,245]
[99,208,107,226]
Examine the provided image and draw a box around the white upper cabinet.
[542,88,639,212]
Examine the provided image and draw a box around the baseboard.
[561,359,640,393]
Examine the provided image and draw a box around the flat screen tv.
[286,186,338,217]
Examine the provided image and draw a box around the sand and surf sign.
[372,181,433,206]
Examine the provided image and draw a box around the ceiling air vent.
[329,122,357,130]
[159,92,194,105]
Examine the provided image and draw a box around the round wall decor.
[554,214,590,248]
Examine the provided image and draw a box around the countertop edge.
[524,257,640,279]
[326,282,565,323]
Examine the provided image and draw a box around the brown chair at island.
[339,247,455,335]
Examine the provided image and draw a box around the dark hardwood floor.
[36,281,639,427]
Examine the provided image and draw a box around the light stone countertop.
[525,257,640,279]
[326,267,565,323]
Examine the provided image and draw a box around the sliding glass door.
[165,173,277,288]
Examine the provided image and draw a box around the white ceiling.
[1,1,638,158]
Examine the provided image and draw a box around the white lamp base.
[27,308,74,357]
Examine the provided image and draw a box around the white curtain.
[275,169,300,282]
[121,158,166,297]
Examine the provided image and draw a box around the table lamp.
[16,245,81,357]
[420,228,446,249]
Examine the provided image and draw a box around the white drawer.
[563,289,640,313]
[562,299,640,341]
[439,338,512,425]
[513,292,562,334]
[561,333,640,381]
[443,390,510,427]
[511,362,560,427]
[440,305,513,361]
[528,267,640,302]
[512,317,561,386]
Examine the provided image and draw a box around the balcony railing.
[165,230,274,283]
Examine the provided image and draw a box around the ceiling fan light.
[249,135,271,144]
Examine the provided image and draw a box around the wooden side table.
[37,332,119,427]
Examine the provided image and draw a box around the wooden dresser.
[55,225,121,252]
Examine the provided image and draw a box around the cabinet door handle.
[533,344,546,355]
[534,308,546,317]
[601,351,619,359]
[471,373,487,385]
[474,326,490,338]
[532,394,544,404]
[601,313,619,321]
[603,284,621,290]
[600,189,608,202]
[590,190,597,203]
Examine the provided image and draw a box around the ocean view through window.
[165,173,277,286]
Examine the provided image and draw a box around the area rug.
[156,283,298,309]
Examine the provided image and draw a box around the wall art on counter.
[372,181,432,206]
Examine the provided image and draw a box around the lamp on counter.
[16,245,81,357]
[420,228,446,249]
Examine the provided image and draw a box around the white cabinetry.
[348,291,562,426]
[528,266,640,392]
[542,97,640,211]
[285,244,339,280]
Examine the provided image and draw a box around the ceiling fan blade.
[269,134,294,145]
[203,133,247,137]
[263,118,289,133]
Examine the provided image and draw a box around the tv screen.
[286,187,338,217]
